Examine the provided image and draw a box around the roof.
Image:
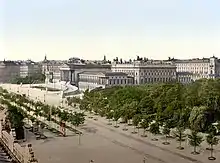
[61,63,111,70]
[104,72,128,76]
[174,59,210,63]
[0,61,20,66]
[79,71,128,76]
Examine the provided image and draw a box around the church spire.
[44,54,47,61]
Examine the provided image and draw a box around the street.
[1,84,219,163]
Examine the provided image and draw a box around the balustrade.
[13,143,25,163]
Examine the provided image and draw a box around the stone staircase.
[0,145,12,163]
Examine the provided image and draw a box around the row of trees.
[0,87,85,137]
[77,79,220,160]
[10,73,46,84]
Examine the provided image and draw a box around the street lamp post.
[78,133,81,145]
[61,99,64,107]
[49,106,52,128]
[44,93,46,103]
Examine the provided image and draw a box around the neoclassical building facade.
[174,56,220,83]
[111,61,177,84]
[59,63,111,86]
[78,71,134,91]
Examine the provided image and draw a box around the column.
[60,71,63,81]
[60,70,62,81]
[70,71,73,83]
[71,71,75,83]
[68,71,71,82]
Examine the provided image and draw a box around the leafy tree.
[71,112,85,129]
[149,122,160,141]
[162,123,171,145]
[60,111,69,122]
[140,118,149,137]
[188,131,203,155]
[6,105,25,139]
[30,117,36,124]
[10,73,46,84]
[106,110,114,125]
[206,133,219,160]
[173,126,186,150]
[132,114,142,134]
[113,110,122,128]
[189,106,208,132]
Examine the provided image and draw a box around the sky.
[0,0,220,61]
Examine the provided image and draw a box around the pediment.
[60,63,70,68]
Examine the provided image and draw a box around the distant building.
[59,63,111,86]
[19,61,41,78]
[78,71,134,91]
[176,72,193,84]
[41,55,67,82]
[173,56,220,83]
[111,59,176,84]
[0,61,20,83]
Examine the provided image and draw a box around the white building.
[174,56,220,83]
[59,63,111,86]
[111,60,176,84]
[78,71,134,91]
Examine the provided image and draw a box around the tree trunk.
[78,134,81,145]
[194,146,196,153]
[210,145,213,157]
[179,140,182,148]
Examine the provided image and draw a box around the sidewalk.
[63,104,220,163]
